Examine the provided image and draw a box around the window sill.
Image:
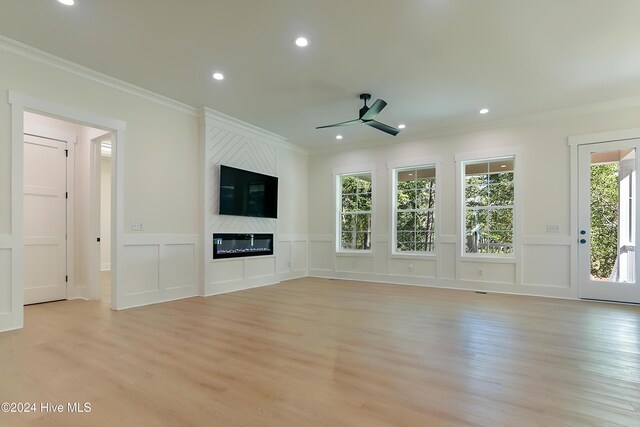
[336,251,375,257]
[459,254,516,264]
[390,252,437,259]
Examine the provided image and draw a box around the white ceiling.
[2,1,640,150]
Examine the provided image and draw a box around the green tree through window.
[394,166,436,252]
[464,158,515,254]
[339,173,372,251]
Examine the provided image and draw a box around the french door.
[578,139,640,303]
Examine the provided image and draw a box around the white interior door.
[23,134,68,304]
[578,139,640,303]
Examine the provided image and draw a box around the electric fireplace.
[213,233,274,259]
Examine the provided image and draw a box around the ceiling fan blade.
[361,99,387,121]
[316,119,362,129]
[365,120,400,136]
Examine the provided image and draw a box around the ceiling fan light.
[336,135,343,140]
[212,72,224,80]
[398,124,406,129]
[479,108,490,114]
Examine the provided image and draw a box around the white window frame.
[455,148,522,261]
[389,157,441,258]
[333,164,376,255]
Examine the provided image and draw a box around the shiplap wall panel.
[206,126,277,235]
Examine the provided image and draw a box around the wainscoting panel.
[309,240,333,272]
[277,236,308,281]
[522,244,571,287]
[291,241,307,273]
[119,235,199,309]
[162,244,196,290]
[388,258,437,278]
[440,243,456,279]
[459,261,516,284]
[210,259,244,285]
[246,256,276,279]
[336,256,375,274]
[121,244,160,295]
[277,241,291,275]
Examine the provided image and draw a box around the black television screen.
[219,165,278,218]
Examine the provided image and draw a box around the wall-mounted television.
[219,165,278,219]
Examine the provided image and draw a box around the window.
[393,166,436,253]
[338,173,372,251]
[464,157,515,255]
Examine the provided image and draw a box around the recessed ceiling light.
[479,108,490,114]
[398,124,406,129]
[336,135,343,140]
[295,37,309,47]
[212,72,224,81]
[58,0,74,5]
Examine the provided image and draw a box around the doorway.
[578,139,640,303]
[22,111,114,306]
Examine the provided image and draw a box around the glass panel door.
[578,140,640,303]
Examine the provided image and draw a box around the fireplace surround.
[213,233,274,259]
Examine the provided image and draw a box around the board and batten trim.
[118,234,199,310]
[308,231,576,299]
[277,234,309,281]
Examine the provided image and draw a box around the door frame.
[22,129,76,301]
[90,134,112,301]
[569,127,640,301]
[9,91,126,329]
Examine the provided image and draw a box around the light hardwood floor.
[1,277,639,426]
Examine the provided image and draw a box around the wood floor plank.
[1,274,639,426]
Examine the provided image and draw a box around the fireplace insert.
[213,233,274,259]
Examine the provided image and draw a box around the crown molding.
[309,95,640,155]
[199,107,308,155]
[0,35,198,117]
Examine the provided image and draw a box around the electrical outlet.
[546,224,560,233]
[131,222,143,231]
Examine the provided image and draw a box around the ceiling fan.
[316,93,401,136]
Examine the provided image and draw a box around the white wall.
[308,106,640,298]
[101,156,111,271]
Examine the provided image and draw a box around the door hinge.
[65,275,68,283]
[65,149,69,157]
[65,192,68,199]
[97,237,101,242]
